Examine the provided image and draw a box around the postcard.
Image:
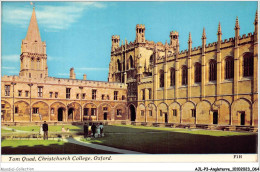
[1,1,259,171]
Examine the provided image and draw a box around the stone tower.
[169,31,179,49]
[19,7,48,79]
[111,35,120,51]
[135,24,145,43]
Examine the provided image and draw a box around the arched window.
[170,68,175,86]
[243,53,253,77]
[159,70,164,88]
[194,62,201,83]
[225,57,234,79]
[37,58,40,70]
[182,66,188,85]
[209,60,217,81]
[129,56,134,68]
[31,57,34,69]
[150,55,153,65]
[117,59,121,71]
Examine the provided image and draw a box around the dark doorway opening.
[213,111,218,124]
[241,112,245,125]
[104,113,107,120]
[165,113,168,123]
[58,108,63,121]
[129,105,136,121]
[68,108,74,120]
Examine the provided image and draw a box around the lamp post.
[11,82,16,122]
[28,83,33,122]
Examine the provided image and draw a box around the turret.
[135,24,146,43]
[170,31,179,48]
[234,16,240,47]
[202,28,206,54]
[111,35,120,51]
[70,67,76,79]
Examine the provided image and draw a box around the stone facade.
[1,8,128,123]
[109,14,258,127]
[1,8,258,129]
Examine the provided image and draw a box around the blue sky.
[1,1,258,81]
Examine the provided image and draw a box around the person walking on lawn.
[100,122,104,137]
[91,123,96,138]
[83,122,88,138]
[42,121,48,140]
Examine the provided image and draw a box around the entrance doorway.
[68,108,74,120]
[104,112,107,120]
[213,111,218,124]
[129,105,136,121]
[58,108,63,121]
[240,112,245,125]
[164,113,168,123]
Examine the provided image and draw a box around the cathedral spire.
[25,7,41,42]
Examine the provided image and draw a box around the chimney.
[70,67,76,79]
[83,74,87,80]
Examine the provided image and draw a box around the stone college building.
[1,8,258,131]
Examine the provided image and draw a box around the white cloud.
[75,67,108,71]
[3,2,106,30]
[57,73,69,76]
[2,66,16,69]
[1,54,20,62]
[47,56,62,61]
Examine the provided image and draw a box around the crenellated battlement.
[112,35,120,40]
[2,75,127,89]
[136,24,145,29]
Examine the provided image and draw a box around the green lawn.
[1,140,117,154]
[84,125,257,154]
[2,125,83,133]
[104,125,253,136]
[1,125,258,154]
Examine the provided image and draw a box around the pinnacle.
[188,32,192,43]
[254,10,258,25]
[202,27,206,39]
[25,7,42,42]
[235,16,240,29]
[217,22,222,35]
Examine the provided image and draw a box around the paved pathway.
[66,137,145,154]
[1,126,26,133]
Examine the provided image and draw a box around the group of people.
[39,121,104,140]
[84,122,104,138]
[61,126,70,133]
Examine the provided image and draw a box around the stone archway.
[231,98,252,126]
[181,101,196,124]
[50,102,66,121]
[1,100,11,122]
[68,108,74,121]
[67,102,81,121]
[14,101,30,122]
[32,101,49,121]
